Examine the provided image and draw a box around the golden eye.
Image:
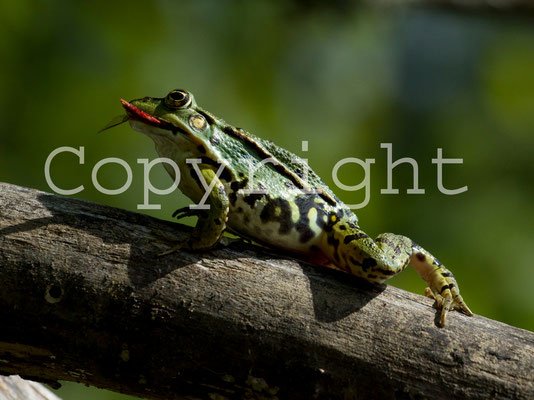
[189,114,207,132]
[165,89,191,109]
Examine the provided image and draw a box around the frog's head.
[124,89,208,136]
[104,89,214,146]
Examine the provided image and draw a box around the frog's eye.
[189,114,207,132]
[165,89,191,109]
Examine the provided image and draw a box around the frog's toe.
[425,287,451,327]
[424,286,472,327]
[440,296,454,327]
[424,287,440,306]
[453,294,473,316]
[172,207,207,221]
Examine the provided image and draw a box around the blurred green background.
[1,0,533,399]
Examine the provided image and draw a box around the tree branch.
[0,182,533,399]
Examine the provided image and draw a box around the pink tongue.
[120,99,165,126]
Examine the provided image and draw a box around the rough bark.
[0,182,533,400]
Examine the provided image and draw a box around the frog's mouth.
[99,99,190,136]
[120,99,175,131]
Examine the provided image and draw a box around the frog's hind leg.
[330,228,472,327]
[409,242,472,326]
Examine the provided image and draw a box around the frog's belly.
[226,192,326,253]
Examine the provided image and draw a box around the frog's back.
[216,125,353,253]
[226,186,339,254]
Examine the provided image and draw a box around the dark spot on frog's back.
[229,179,249,206]
[189,165,201,185]
[294,194,324,243]
[260,197,292,235]
[416,253,426,262]
[317,189,337,207]
[343,233,369,245]
[347,221,358,230]
[284,181,296,189]
[197,145,206,154]
[230,179,248,192]
[349,256,361,266]
[376,267,395,276]
[362,258,377,272]
[199,156,218,167]
[198,156,232,182]
[327,234,340,262]
[218,166,232,182]
[243,192,265,208]
[298,229,314,243]
[257,181,267,191]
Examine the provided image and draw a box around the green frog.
[102,88,472,327]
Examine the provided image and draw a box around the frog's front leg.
[172,206,207,221]
[328,225,472,327]
[160,167,229,255]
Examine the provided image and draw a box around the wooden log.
[0,182,533,399]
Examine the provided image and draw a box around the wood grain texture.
[0,182,533,399]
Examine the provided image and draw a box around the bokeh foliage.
[1,1,533,399]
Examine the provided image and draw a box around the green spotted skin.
[119,89,472,327]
